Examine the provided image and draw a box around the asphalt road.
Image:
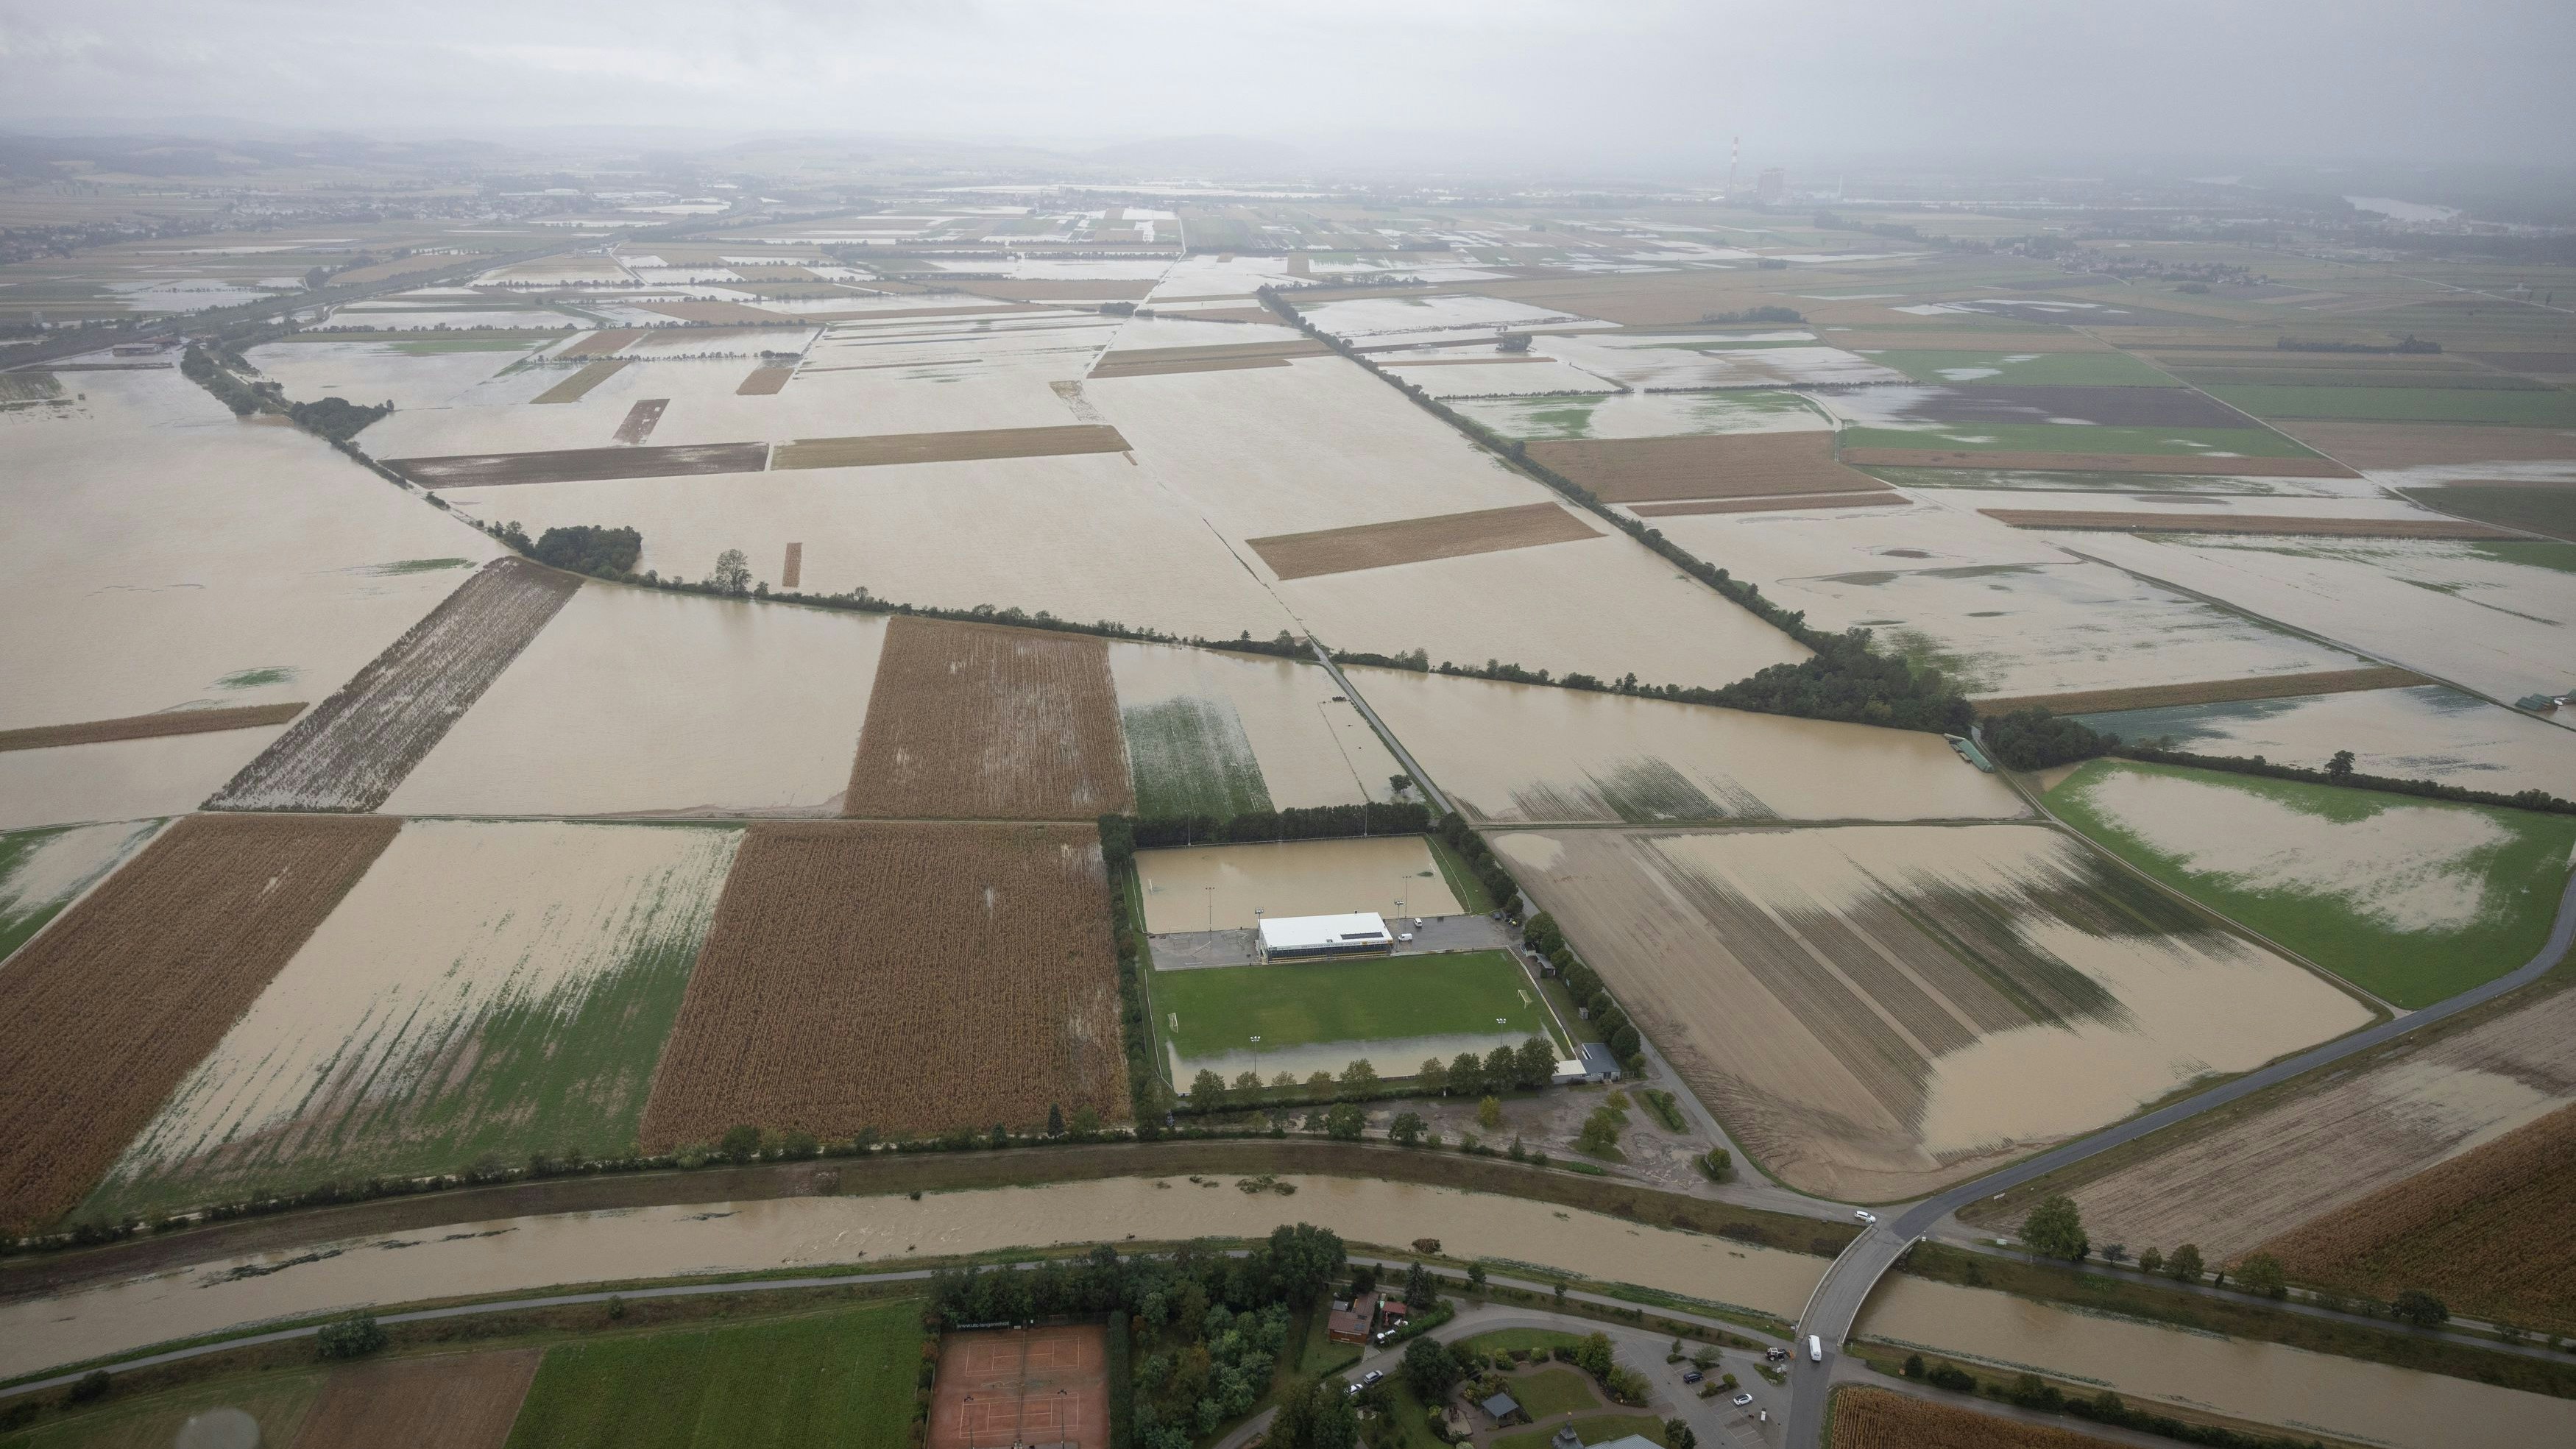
[1783,863,2576,1448]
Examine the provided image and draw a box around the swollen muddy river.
[1857,1275,2576,1449]
[0,1175,1825,1380]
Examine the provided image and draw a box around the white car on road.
[1853,1210,1877,1225]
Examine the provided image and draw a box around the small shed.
[1480,1391,1524,1425]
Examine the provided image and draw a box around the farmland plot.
[0,815,397,1231]
[208,558,581,812]
[1299,294,1607,345]
[1136,836,1462,933]
[1492,824,2369,1200]
[85,821,740,1221]
[2075,684,2576,795]
[1448,389,1829,441]
[1830,1388,2115,1449]
[640,821,1126,1144]
[0,819,161,966]
[1526,432,1886,503]
[1108,644,1395,813]
[2048,760,2576,1006]
[298,1350,540,1449]
[1999,983,2576,1275]
[0,727,292,832]
[1155,950,1551,1084]
[843,617,1131,820]
[1351,667,2023,824]
[1532,332,1904,389]
[0,368,503,733]
[1247,503,1599,579]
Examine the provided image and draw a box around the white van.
[1807,1334,1822,1364]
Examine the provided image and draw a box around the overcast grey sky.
[2,0,2569,170]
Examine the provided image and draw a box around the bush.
[65,1370,112,1404]
[316,1314,388,1360]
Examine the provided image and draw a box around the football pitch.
[1149,949,1562,1082]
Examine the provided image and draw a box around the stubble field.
[843,616,1133,820]
[0,814,398,1231]
[640,821,1127,1144]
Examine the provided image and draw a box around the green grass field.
[502,1301,921,1449]
[1155,950,1557,1073]
[1856,350,2182,387]
[1428,835,1498,913]
[2402,486,2576,544]
[1495,1413,1669,1449]
[1122,696,1273,819]
[2048,759,2576,1007]
[1508,1366,1602,1417]
[2205,384,2576,427]
[1455,1328,1585,1358]
[1839,423,2318,458]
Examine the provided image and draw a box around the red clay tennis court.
[928,1324,1110,1449]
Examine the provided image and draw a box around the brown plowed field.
[1528,432,1888,503]
[2261,1102,2576,1333]
[640,300,796,324]
[0,701,305,752]
[736,364,795,394]
[782,541,803,588]
[1970,667,2426,716]
[1630,492,1897,517]
[1089,354,1291,378]
[2268,420,2576,469]
[1248,502,1600,579]
[1830,1387,2120,1448]
[771,424,1131,470]
[1091,339,1328,379]
[639,821,1127,1145]
[612,397,668,444]
[930,1325,1111,1449]
[0,814,398,1231]
[292,1349,539,1449]
[206,559,581,811]
[843,616,1131,820]
[558,329,642,360]
[1978,509,2519,539]
[1839,447,2359,478]
[531,358,631,404]
[389,442,771,487]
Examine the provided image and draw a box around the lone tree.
[2392,1289,2451,1328]
[1402,1333,1461,1397]
[2325,749,2357,782]
[2235,1252,2287,1300]
[711,548,752,595]
[2021,1194,2090,1261]
[2165,1243,2204,1283]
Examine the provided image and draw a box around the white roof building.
[1257,912,1394,960]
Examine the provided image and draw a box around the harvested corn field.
[0,814,397,1231]
[737,364,795,394]
[207,558,581,812]
[771,423,1130,470]
[294,1350,539,1449]
[1839,447,2358,478]
[85,821,740,1221]
[1490,824,2370,1200]
[1247,502,1599,580]
[1973,667,2428,718]
[2260,1102,2576,1333]
[844,616,1131,820]
[640,821,1126,1144]
[1989,983,2576,1272]
[1979,509,2519,539]
[0,701,305,752]
[1527,432,1888,503]
[1830,1387,2119,1448]
[389,442,770,488]
[532,358,632,404]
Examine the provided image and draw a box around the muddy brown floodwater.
[1858,1275,2576,1449]
[0,1175,1825,1381]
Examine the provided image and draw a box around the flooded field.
[2076,684,2576,794]
[1446,390,1830,441]
[2049,759,2576,1006]
[0,1175,1826,1381]
[0,369,501,732]
[2031,984,2576,1264]
[1136,836,1462,933]
[1493,824,2371,1200]
[384,587,887,817]
[86,821,742,1219]
[1351,667,2023,823]
[0,818,162,963]
[0,726,289,832]
[1857,1274,2574,1449]
[1107,644,1394,815]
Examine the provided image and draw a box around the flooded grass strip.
[0,702,306,752]
[205,559,581,812]
[1246,502,1601,581]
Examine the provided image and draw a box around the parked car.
[1733,1392,1754,1407]
[1361,1370,1384,1388]
[1396,932,1413,943]
[1853,1209,1877,1225]
[1682,1370,1702,1384]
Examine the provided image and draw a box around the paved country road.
[1783,865,2576,1448]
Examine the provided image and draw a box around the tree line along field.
[0,815,398,1233]
[641,820,1128,1148]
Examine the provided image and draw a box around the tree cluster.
[1528,914,1644,1069]
[1437,811,1520,913]
[1127,801,1433,850]
[284,394,392,442]
[531,525,643,577]
[1981,707,2116,770]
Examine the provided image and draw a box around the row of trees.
[1526,913,1646,1070]
[1125,801,1434,851]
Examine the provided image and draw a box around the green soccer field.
[1150,949,1561,1078]
[503,1300,923,1449]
